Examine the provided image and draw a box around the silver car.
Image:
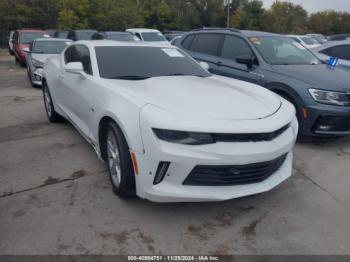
[24,38,72,87]
[313,39,350,70]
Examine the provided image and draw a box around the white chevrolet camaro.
[42,41,298,203]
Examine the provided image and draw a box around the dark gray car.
[174,29,350,138]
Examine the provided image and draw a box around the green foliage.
[1,0,350,42]
[264,1,308,34]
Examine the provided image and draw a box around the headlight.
[153,128,214,145]
[31,59,44,68]
[309,88,349,106]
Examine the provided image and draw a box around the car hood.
[271,64,350,92]
[32,53,60,63]
[104,75,281,120]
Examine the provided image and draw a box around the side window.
[221,35,253,61]
[191,34,224,56]
[13,32,18,42]
[320,47,333,56]
[332,45,350,60]
[75,45,93,75]
[181,35,195,50]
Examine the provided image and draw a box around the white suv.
[126,28,169,45]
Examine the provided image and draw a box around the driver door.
[58,45,93,138]
[213,35,264,84]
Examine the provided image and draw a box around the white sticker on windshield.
[293,42,306,50]
[162,48,184,57]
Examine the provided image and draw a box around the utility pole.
[226,0,232,28]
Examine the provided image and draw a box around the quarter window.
[332,45,350,60]
[181,35,195,50]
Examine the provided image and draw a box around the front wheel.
[42,81,63,123]
[105,122,136,198]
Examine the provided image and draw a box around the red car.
[12,29,48,66]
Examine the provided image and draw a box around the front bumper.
[134,104,297,203]
[300,104,350,137]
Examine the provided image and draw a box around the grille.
[212,124,290,143]
[183,154,287,186]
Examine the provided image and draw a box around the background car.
[8,31,15,55]
[42,41,297,202]
[24,38,72,87]
[163,30,183,41]
[175,28,350,138]
[67,29,97,41]
[91,31,139,41]
[307,33,327,44]
[53,30,69,39]
[287,34,321,49]
[12,29,49,67]
[313,40,350,70]
[329,34,350,41]
[46,29,56,37]
[126,28,169,44]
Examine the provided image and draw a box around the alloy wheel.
[107,130,122,187]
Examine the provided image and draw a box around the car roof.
[34,38,72,42]
[313,39,350,51]
[75,40,174,48]
[71,30,97,32]
[127,28,161,33]
[17,29,46,33]
[186,28,282,38]
[104,31,131,35]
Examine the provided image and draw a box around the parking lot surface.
[0,49,350,255]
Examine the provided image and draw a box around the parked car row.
[6,27,350,203]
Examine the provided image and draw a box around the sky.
[261,0,350,13]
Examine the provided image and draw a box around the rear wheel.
[104,121,136,198]
[42,81,63,123]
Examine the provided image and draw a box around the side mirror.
[65,62,86,79]
[199,61,210,71]
[236,55,254,69]
[22,47,30,53]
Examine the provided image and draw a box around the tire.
[27,68,36,88]
[20,61,26,67]
[42,81,63,123]
[104,121,136,198]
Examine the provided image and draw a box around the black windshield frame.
[95,46,210,80]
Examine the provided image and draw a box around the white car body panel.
[43,41,298,202]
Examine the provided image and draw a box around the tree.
[57,0,90,29]
[239,0,265,30]
[264,1,308,34]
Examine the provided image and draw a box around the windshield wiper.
[109,75,150,80]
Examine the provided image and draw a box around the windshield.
[20,33,46,44]
[300,36,318,45]
[95,46,210,79]
[76,31,96,40]
[141,32,167,42]
[108,33,136,41]
[249,36,320,65]
[32,41,70,54]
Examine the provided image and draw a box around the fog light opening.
[153,162,170,185]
